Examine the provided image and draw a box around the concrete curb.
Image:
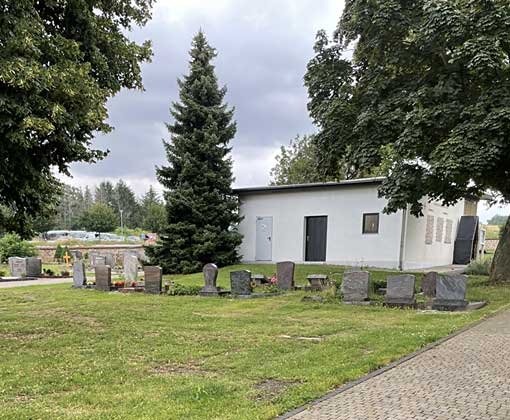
[276,305,510,419]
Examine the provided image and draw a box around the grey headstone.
[73,260,87,288]
[123,254,139,282]
[422,272,437,298]
[144,266,162,295]
[200,263,219,296]
[95,265,112,291]
[104,254,115,268]
[307,274,329,291]
[70,250,83,260]
[342,271,370,302]
[26,257,42,277]
[276,261,295,290]
[230,270,252,296]
[93,255,106,267]
[8,257,27,277]
[432,274,468,311]
[385,275,416,307]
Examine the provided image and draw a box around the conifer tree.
[147,31,242,274]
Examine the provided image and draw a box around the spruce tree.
[147,31,242,274]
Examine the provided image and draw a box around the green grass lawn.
[1,265,509,419]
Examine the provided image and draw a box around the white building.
[234,178,481,270]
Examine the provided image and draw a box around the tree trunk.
[489,215,510,283]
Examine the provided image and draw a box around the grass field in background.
[1,265,509,419]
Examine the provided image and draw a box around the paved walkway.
[282,309,510,420]
[0,277,73,288]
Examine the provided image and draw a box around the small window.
[362,213,379,234]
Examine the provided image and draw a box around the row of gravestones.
[342,271,469,310]
[73,261,163,294]
[7,257,42,278]
[200,261,297,297]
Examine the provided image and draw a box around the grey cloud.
[68,0,343,192]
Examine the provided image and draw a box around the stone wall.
[36,244,146,266]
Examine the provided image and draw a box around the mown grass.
[0,264,509,420]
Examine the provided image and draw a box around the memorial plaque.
[73,261,87,287]
[95,265,112,291]
[230,270,252,296]
[8,257,27,277]
[432,274,468,311]
[144,266,162,294]
[385,274,416,307]
[200,263,219,296]
[276,261,295,290]
[342,271,370,302]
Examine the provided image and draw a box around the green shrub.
[0,233,36,263]
[0,270,5,277]
[167,284,202,296]
[465,259,492,276]
[54,245,70,262]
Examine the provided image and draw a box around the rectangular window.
[362,213,379,234]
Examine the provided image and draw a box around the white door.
[256,216,272,261]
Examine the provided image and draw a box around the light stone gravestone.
[230,270,252,296]
[200,263,220,296]
[307,274,329,291]
[92,255,106,267]
[70,250,83,260]
[342,271,370,303]
[144,266,162,294]
[123,254,139,283]
[385,274,416,307]
[73,260,87,288]
[9,257,27,277]
[26,257,42,277]
[95,265,112,291]
[104,254,115,268]
[422,272,437,298]
[432,274,468,311]
[276,261,295,290]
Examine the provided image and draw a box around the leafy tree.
[140,186,166,233]
[147,32,242,274]
[79,203,117,233]
[305,1,510,282]
[0,233,36,263]
[83,186,94,211]
[270,135,338,185]
[0,1,153,237]
[487,215,509,226]
[53,185,86,230]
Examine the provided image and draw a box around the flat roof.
[233,177,385,194]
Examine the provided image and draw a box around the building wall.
[402,199,465,270]
[237,185,404,269]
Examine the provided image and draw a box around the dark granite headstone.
[276,261,295,290]
[422,272,437,298]
[200,263,220,296]
[230,270,252,296]
[144,266,162,294]
[8,257,27,277]
[73,261,87,287]
[307,274,329,291]
[95,265,111,291]
[342,271,370,302]
[26,257,42,277]
[432,274,468,311]
[385,275,416,307]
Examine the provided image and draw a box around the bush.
[54,245,70,262]
[0,233,36,263]
[167,284,202,296]
[465,259,492,276]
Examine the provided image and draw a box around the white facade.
[235,179,467,270]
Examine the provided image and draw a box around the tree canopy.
[0,0,153,237]
[147,31,242,274]
[305,0,510,282]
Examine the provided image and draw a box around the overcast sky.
[63,0,507,222]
